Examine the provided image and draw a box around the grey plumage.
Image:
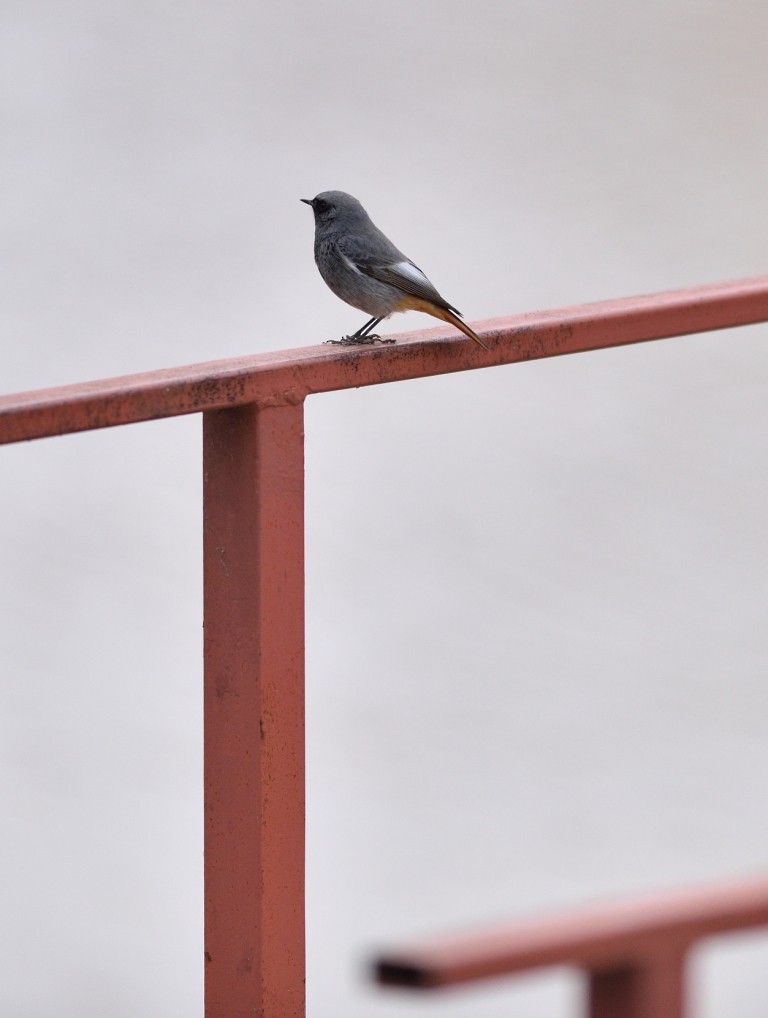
[301,191,489,349]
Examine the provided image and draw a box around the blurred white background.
[1,1,767,1015]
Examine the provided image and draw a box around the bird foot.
[325,335,396,346]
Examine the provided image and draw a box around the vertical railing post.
[588,948,688,1018]
[203,401,306,1018]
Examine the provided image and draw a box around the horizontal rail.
[374,874,768,990]
[2,274,768,444]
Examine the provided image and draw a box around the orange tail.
[395,295,490,350]
[439,308,490,351]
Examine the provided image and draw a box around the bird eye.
[314,199,329,213]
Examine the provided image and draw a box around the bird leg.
[325,317,396,345]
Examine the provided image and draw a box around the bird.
[301,191,489,350]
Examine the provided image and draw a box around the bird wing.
[337,235,460,315]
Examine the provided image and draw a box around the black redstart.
[301,191,489,350]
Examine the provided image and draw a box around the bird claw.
[324,335,396,346]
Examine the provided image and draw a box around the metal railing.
[375,875,768,1017]
[2,275,767,1017]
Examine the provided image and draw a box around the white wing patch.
[393,261,431,286]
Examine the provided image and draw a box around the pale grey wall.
[1,2,767,1015]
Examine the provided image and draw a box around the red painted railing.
[374,875,768,1017]
[2,275,767,1017]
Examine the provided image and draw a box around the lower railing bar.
[374,874,768,991]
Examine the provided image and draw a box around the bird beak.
[300,198,313,206]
